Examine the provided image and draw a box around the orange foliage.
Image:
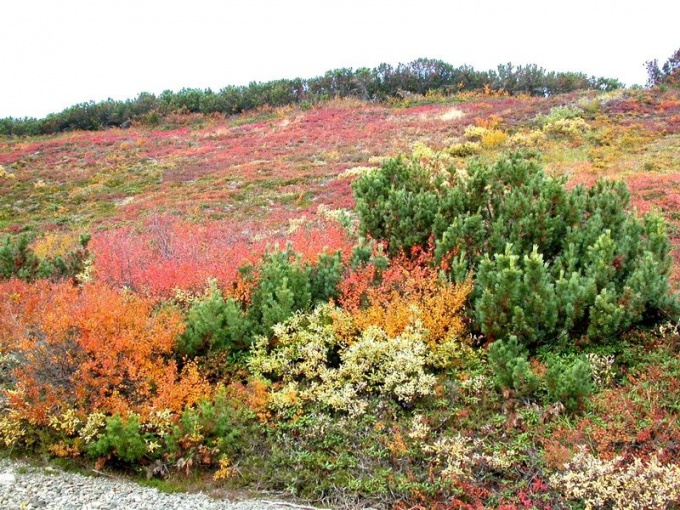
[339,254,471,346]
[0,280,209,424]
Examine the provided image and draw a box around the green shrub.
[535,105,584,126]
[353,153,678,347]
[247,247,345,338]
[168,390,255,458]
[543,355,593,410]
[487,336,540,396]
[309,250,344,303]
[180,247,345,359]
[247,248,313,337]
[179,285,252,358]
[351,156,448,255]
[0,235,39,280]
[87,414,148,464]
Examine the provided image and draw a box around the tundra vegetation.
[0,51,679,508]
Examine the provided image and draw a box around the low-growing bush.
[179,247,345,360]
[543,355,593,410]
[248,304,471,416]
[87,414,148,464]
[178,285,252,358]
[0,280,207,422]
[487,336,540,397]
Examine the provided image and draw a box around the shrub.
[0,233,90,282]
[339,255,471,348]
[168,389,256,460]
[87,414,148,464]
[179,285,252,358]
[487,336,539,397]
[353,153,678,347]
[447,141,482,157]
[0,281,205,422]
[549,448,680,508]
[247,246,344,337]
[351,156,451,256]
[543,355,593,410]
[535,105,585,126]
[248,305,449,416]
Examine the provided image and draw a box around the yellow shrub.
[480,129,508,148]
[350,270,471,348]
[463,125,489,141]
[508,130,547,148]
[543,117,590,138]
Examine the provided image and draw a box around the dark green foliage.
[351,157,445,255]
[248,247,345,337]
[168,391,254,458]
[543,355,594,411]
[0,233,90,282]
[488,336,540,396]
[247,248,313,337]
[309,251,344,303]
[354,153,678,347]
[179,287,252,358]
[181,247,345,359]
[476,246,558,345]
[0,235,39,280]
[87,414,148,464]
[0,59,621,136]
[489,338,594,410]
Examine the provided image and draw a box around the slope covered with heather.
[1,74,680,508]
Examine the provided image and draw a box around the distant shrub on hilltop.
[645,47,680,88]
[0,58,622,136]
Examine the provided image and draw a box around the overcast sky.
[1,0,678,119]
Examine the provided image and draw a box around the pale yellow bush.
[447,141,482,157]
[480,129,508,148]
[543,117,590,138]
[508,129,547,148]
[549,448,680,509]
[463,125,489,141]
[0,411,25,447]
[249,305,439,416]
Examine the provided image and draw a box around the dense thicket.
[353,153,679,348]
[0,58,621,136]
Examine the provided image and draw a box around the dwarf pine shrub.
[180,247,345,358]
[178,287,252,357]
[353,153,678,348]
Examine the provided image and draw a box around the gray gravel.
[0,459,322,510]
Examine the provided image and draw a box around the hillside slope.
[1,88,680,509]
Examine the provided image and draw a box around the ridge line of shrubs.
[0,58,622,136]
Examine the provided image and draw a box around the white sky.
[1,0,679,119]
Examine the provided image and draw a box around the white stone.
[0,472,16,485]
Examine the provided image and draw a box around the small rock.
[0,472,16,485]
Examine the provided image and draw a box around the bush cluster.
[353,153,678,347]
[178,247,344,359]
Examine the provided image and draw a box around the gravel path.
[0,459,323,510]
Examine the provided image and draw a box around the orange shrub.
[339,255,471,346]
[0,280,208,424]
